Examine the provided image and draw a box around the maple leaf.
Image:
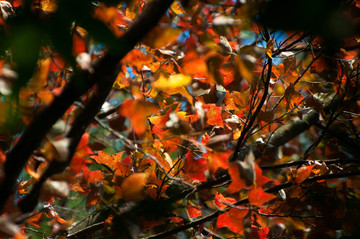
[91,151,115,169]
[217,208,248,234]
[215,192,237,209]
[290,164,315,184]
[248,186,276,207]
[204,103,224,127]
[226,162,248,193]
[284,84,303,108]
[119,99,158,135]
[187,204,202,218]
[183,152,207,182]
[206,150,231,176]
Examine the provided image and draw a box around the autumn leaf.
[187,204,202,218]
[170,1,185,15]
[251,225,270,239]
[291,164,315,184]
[226,162,248,193]
[183,152,207,182]
[170,216,184,224]
[143,26,182,48]
[90,151,115,169]
[206,150,231,176]
[248,186,276,206]
[215,192,237,209]
[217,208,248,234]
[153,73,192,91]
[119,99,158,135]
[26,213,44,229]
[265,37,275,58]
[284,84,303,108]
[204,103,224,127]
[121,173,147,201]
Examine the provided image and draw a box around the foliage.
[0,0,359,238]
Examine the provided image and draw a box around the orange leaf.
[26,213,44,229]
[121,173,147,201]
[204,104,223,127]
[119,99,158,135]
[183,152,207,182]
[284,84,303,108]
[206,150,231,176]
[248,187,276,206]
[215,192,236,209]
[217,208,248,234]
[90,151,115,169]
[227,162,247,193]
[294,164,315,184]
[83,168,105,184]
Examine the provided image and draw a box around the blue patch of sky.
[240,29,288,65]
[126,66,136,79]
[177,30,190,43]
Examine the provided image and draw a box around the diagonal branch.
[0,0,175,212]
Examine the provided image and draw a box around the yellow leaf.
[153,74,192,91]
[171,1,185,15]
[266,37,275,58]
[143,27,182,49]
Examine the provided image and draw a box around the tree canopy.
[0,0,360,238]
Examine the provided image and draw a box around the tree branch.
[0,0,175,212]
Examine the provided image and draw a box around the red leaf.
[255,163,272,188]
[170,216,184,225]
[251,225,270,239]
[183,152,207,182]
[227,162,248,193]
[215,192,236,209]
[248,187,276,206]
[217,208,248,234]
[119,99,158,135]
[204,104,224,127]
[206,150,231,176]
[187,204,202,218]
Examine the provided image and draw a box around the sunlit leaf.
[217,208,248,234]
[183,152,207,182]
[121,173,147,201]
[204,103,223,127]
[187,204,202,218]
[226,162,248,193]
[153,74,192,91]
[119,99,158,135]
[248,186,276,206]
[206,150,231,176]
[215,192,236,209]
[265,37,275,58]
